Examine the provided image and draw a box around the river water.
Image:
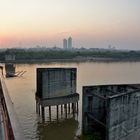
[4,62,140,140]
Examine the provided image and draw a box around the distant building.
[5,54,15,61]
[68,37,72,49]
[82,84,140,140]
[63,39,67,49]
[63,37,73,49]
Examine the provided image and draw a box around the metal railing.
[0,73,25,140]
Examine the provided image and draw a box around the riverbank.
[1,48,140,64]
[1,57,140,64]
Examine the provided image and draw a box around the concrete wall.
[108,91,140,140]
[82,86,107,136]
[36,68,76,99]
[82,84,140,140]
[37,93,79,106]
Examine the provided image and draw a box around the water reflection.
[37,118,78,140]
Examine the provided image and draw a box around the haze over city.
[0,0,140,49]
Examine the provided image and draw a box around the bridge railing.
[0,73,25,140]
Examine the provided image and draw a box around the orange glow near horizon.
[0,0,140,49]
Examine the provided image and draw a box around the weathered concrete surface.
[36,68,79,118]
[82,84,140,140]
[37,93,79,107]
[36,68,76,99]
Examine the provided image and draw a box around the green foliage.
[1,48,140,61]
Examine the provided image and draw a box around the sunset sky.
[0,0,140,49]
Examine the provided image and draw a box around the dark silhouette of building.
[68,37,72,49]
[63,37,72,49]
[63,39,67,49]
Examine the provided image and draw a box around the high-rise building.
[68,37,72,49]
[63,39,67,49]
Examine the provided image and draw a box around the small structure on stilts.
[36,68,79,120]
[5,63,26,78]
[4,54,26,78]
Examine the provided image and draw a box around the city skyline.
[0,0,140,50]
[63,37,72,49]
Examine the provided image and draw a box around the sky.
[0,0,140,49]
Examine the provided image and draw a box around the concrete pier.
[56,105,59,119]
[61,105,63,115]
[82,84,140,140]
[36,68,79,120]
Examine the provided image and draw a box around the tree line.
[0,48,140,61]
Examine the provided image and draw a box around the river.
[4,62,140,140]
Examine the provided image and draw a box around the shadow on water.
[37,118,78,140]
